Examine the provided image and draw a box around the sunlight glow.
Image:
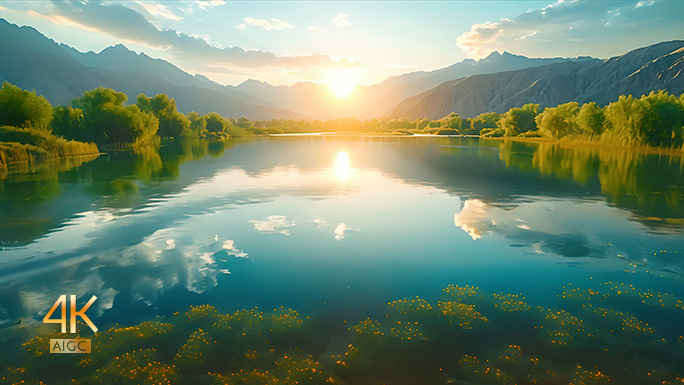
[334,151,351,180]
[324,68,358,98]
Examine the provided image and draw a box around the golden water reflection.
[334,151,351,181]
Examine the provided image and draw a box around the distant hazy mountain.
[236,79,360,120]
[4,17,680,123]
[370,51,578,113]
[0,19,305,119]
[59,43,281,109]
[389,41,684,120]
[236,52,578,120]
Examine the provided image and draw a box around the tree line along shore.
[2,81,683,169]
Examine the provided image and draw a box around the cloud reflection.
[334,222,353,240]
[250,215,295,236]
[454,199,492,240]
[222,240,248,258]
[454,199,613,259]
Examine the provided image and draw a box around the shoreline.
[480,136,684,156]
[264,132,684,156]
[0,153,101,179]
[0,152,101,168]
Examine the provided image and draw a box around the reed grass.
[0,126,99,168]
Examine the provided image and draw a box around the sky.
[1,0,683,87]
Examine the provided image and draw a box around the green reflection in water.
[490,139,684,230]
[0,155,98,245]
[2,283,682,385]
[0,138,235,246]
[3,136,684,248]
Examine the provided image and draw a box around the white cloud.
[26,1,359,74]
[242,17,295,31]
[455,0,684,59]
[135,1,182,21]
[195,0,226,9]
[457,21,504,58]
[307,25,327,34]
[634,1,655,9]
[250,215,295,236]
[332,12,350,27]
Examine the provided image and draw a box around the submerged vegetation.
[2,283,682,384]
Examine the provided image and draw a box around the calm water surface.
[0,136,683,332]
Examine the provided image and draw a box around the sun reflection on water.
[334,151,351,181]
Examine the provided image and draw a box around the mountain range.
[1,18,682,122]
[234,52,577,119]
[390,40,684,119]
[0,19,304,120]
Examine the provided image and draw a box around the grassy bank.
[0,126,99,169]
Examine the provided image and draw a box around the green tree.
[499,104,539,136]
[204,112,227,133]
[416,118,430,131]
[187,112,207,135]
[136,94,190,138]
[70,87,158,144]
[461,118,474,134]
[236,116,252,129]
[576,102,605,137]
[386,118,413,131]
[600,93,681,147]
[51,106,84,139]
[446,112,463,131]
[603,94,642,146]
[226,123,247,137]
[0,82,54,130]
[535,102,580,139]
[480,127,504,137]
[470,112,501,132]
[639,90,684,147]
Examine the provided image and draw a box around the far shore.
[265,131,684,156]
[479,135,684,156]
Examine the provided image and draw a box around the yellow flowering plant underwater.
[2,282,683,385]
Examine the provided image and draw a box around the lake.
[1,136,683,383]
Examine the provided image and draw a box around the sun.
[324,68,358,98]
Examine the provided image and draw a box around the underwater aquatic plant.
[93,348,177,385]
[2,282,683,384]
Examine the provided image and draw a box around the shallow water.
[0,136,683,383]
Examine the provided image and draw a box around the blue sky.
[1,1,683,86]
